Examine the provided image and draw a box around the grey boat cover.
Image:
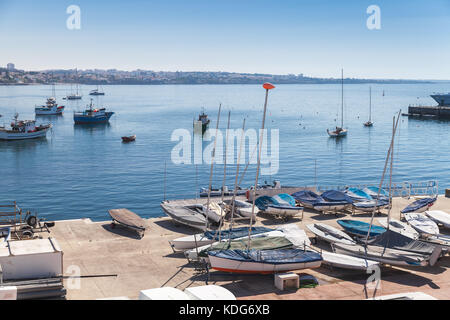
[203,226,274,241]
[208,249,323,265]
[198,236,293,258]
[367,229,435,256]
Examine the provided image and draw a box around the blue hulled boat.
[74,99,114,124]
[337,219,386,238]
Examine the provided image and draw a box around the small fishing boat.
[121,135,136,142]
[208,248,323,274]
[425,210,450,229]
[401,197,437,214]
[0,114,52,140]
[160,201,208,231]
[321,251,379,271]
[222,199,258,219]
[377,218,419,239]
[363,86,374,127]
[404,212,440,236]
[337,219,386,238]
[73,99,114,124]
[35,97,65,115]
[65,82,82,100]
[169,226,274,251]
[255,194,303,218]
[306,223,356,245]
[193,109,210,135]
[108,208,146,238]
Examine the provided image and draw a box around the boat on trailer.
[401,197,437,214]
[377,218,419,239]
[255,194,303,218]
[337,219,386,238]
[321,251,379,271]
[221,199,258,219]
[292,190,350,212]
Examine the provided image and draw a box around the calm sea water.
[0,83,449,221]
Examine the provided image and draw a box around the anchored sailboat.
[327,69,348,137]
[364,87,373,127]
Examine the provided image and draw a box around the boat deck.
[45,195,450,300]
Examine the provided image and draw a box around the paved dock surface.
[47,195,450,300]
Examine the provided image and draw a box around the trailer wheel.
[26,215,38,228]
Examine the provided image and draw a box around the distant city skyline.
[1,0,450,80]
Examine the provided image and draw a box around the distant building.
[7,63,15,71]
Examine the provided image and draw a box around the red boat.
[121,135,136,142]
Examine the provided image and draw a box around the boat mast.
[205,104,222,230]
[387,116,395,228]
[364,110,401,245]
[369,86,372,122]
[228,118,246,245]
[247,83,275,250]
[217,111,231,242]
[341,69,344,128]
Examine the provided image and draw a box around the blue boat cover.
[208,249,323,264]
[345,188,373,202]
[364,186,389,199]
[291,190,321,206]
[401,197,437,214]
[337,219,386,237]
[255,193,296,210]
[321,190,354,204]
[204,227,274,241]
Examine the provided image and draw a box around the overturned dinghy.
[425,210,450,229]
[337,220,386,238]
[333,242,429,266]
[160,201,208,231]
[222,199,258,219]
[401,197,437,214]
[169,226,274,251]
[208,249,323,274]
[202,202,226,223]
[404,213,440,237]
[321,251,379,271]
[255,194,303,218]
[307,223,356,245]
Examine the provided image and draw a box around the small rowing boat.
[108,208,146,238]
[122,135,136,142]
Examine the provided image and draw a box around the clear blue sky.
[1,0,449,79]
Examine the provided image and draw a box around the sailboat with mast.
[207,83,323,274]
[364,87,374,127]
[327,69,348,137]
[89,84,105,96]
[35,83,65,115]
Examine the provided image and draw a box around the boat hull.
[264,205,302,217]
[74,112,114,124]
[208,255,322,274]
[0,127,50,140]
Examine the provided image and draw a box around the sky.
[0,0,449,79]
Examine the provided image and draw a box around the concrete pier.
[407,105,450,117]
[41,195,450,300]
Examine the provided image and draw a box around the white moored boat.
[0,114,52,140]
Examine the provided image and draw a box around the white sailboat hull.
[377,218,419,240]
[321,251,379,271]
[264,205,302,217]
[425,210,450,229]
[404,213,440,236]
